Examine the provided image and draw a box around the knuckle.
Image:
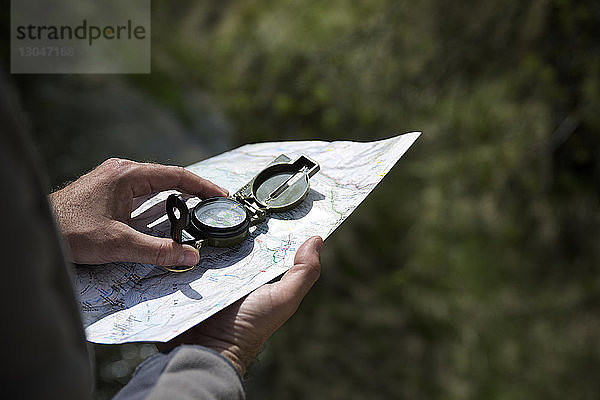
[154,241,172,266]
[172,165,187,183]
[100,224,118,245]
[101,227,127,258]
[102,157,123,169]
[306,262,321,282]
[101,158,136,177]
[295,260,321,283]
[174,165,186,175]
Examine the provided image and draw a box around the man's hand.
[49,158,228,266]
[158,236,323,376]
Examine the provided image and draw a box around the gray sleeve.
[0,73,94,398]
[114,345,245,400]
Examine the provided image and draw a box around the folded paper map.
[75,132,421,343]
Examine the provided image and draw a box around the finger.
[124,161,228,198]
[272,236,323,306]
[109,222,200,266]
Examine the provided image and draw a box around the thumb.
[112,223,200,266]
[272,236,323,307]
[293,236,323,267]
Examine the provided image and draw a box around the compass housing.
[188,197,251,247]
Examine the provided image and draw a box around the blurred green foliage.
[5,0,600,398]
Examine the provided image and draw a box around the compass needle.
[268,166,309,201]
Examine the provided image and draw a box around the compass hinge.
[235,195,267,226]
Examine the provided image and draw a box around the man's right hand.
[49,158,229,267]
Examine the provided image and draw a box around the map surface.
[75,132,421,344]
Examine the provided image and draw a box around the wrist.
[194,337,254,377]
[158,333,256,377]
[217,346,247,377]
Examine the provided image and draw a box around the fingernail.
[219,186,229,196]
[180,250,199,265]
[314,236,323,254]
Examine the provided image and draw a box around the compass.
[164,154,320,271]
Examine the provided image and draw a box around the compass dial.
[193,197,247,229]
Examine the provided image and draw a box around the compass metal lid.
[251,155,320,211]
